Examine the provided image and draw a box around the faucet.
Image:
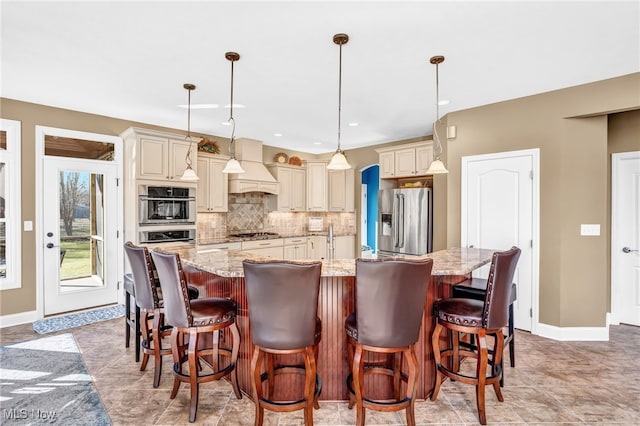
[327,223,334,260]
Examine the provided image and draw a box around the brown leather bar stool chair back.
[124,241,171,388]
[452,277,517,386]
[431,246,521,425]
[151,250,241,423]
[346,257,433,426]
[243,260,323,426]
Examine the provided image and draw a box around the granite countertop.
[155,244,494,278]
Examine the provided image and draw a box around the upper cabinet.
[328,168,355,212]
[197,153,229,212]
[375,141,433,178]
[122,128,198,182]
[306,161,328,212]
[267,164,306,212]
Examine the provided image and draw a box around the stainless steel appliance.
[378,188,432,256]
[138,185,196,225]
[139,228,196,244]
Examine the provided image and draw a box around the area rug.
[0,333,111,425]
[32,305,124,334]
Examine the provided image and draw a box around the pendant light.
[222,51,245,174]
[425,55,449,175]
[180,83,200,181]
[327,33,351,170]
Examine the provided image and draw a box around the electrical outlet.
[580,224,600,236]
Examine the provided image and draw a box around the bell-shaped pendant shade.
[327,150,351,170]
[180,165,199,181]
[222,157,245,174]
[426,159,448,175]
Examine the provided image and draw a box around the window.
[0,119,21,290]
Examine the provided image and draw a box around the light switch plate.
[580,224,600,236]
[24,220,33,231]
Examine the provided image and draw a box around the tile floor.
[1,319,639,425]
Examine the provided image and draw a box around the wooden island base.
[183,266,474,401]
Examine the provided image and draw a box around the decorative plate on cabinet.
[288,156,302,166]
[274,152,289,164]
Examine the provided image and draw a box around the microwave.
[139,185,196,225]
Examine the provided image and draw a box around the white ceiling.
[2,1,638,154]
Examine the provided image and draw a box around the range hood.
[228,138,279,195]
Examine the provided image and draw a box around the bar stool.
[452,277,517,386]
[151,250,242,423]
[124,242,171,388]
[345,258,433,426]
[123,272,141,362]
[242,260,323,426]
[431,247,521,425]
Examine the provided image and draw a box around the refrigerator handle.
[398,193,405,248]
[393,193,399,247]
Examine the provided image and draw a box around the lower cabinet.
[283,237,308,260]
[307,235,328,260]
[196,241,241,252]
[333,235,355,259]
[241,239,284,259]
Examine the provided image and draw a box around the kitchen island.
[158,245,494,401]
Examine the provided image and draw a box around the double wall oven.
[138,185,196,244]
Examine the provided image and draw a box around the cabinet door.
[244,246,284,258]
[379,151,395,178]
[277,167,293,211]
[283,245,297,260]
[168,139,195,181]
[328,170,347,211]
[307,236,328,260]
[138,136,168,180]
[415,144,434,175]
[394,148,416,177]
[290,168,306,211]
[196,157,210,212]
[209,159,228,212]
[306,162,327,211]
[334,235,355,259]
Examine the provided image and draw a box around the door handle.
[46,243,56,249]
[622,247,638,253]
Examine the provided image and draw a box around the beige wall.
[445,73,640,327]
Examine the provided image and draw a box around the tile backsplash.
[197,192,356,240]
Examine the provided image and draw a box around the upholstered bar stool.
[150,250,241,423]
[452,277,517,386]
[123,272,141,362]
[124,242,172,388]
[345,257,433,426]
[242,260,323,426]
[431,247,521,425]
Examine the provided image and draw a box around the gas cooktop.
[228,231,280,240]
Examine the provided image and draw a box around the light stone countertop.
[154,244,495,278]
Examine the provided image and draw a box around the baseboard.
[0,310,39,328]
[536,321,609,341]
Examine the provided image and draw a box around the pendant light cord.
[184,83,195,168]
[228,57,237,159]
[337,41,343,153]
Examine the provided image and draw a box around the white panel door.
[462,150,538,332]
[611,151,640,326]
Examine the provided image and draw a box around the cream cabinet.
[375,141,433,178]
[306,161,328,211]
[332,235,355,259]
[307,235,328,260]
[138,135,196,181]
[196,241,241,252]
[241,238,284,258]
[283,237,308,260]
[328,168,355,212]
[196,153,229,212]
[267,165,306,212]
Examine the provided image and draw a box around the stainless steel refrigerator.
[378,188,432,256]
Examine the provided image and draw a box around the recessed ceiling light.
[438,100,450,106]
[348,122,359,127]
[178,104,219,109]
[273,133,283,137]
[221,122,231,126]
[313,142,322,145]
[223,104,245,109]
